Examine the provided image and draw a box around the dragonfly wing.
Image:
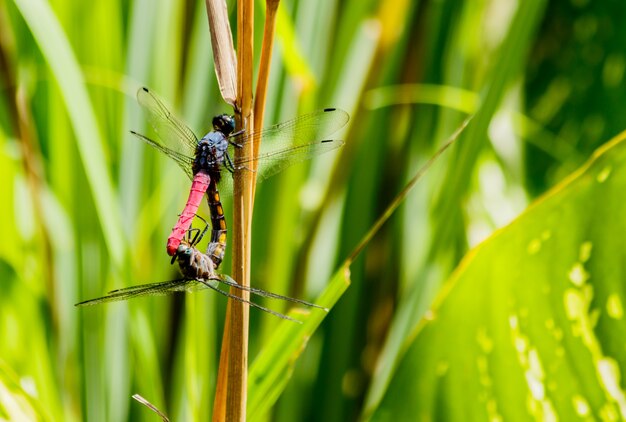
[230,108,348,181]
[212,273,327,309]
[75,279,204,306]
[136,87,198,160]
[254,139,345,182]
[196,275,303,322]
[75,274,304,321]
[131,131,194,180]
[204,139,344,199]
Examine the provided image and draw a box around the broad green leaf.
[368,131,626,421]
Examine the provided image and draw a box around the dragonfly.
[75,219,327,322]
[132,87,349,268]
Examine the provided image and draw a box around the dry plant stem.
[205,0,238,106]
[221,0,255,419]
[252,0,280,191]
[132,394,170,422]
[212,319,229,420]
[205,0,239,418]
[250,0,279,201]
[213,300,237,422]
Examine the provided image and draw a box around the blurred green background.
[2,0,626,420]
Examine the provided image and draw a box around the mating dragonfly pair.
[76,87,349,320]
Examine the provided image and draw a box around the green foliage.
[368,132,626,421]
[1,0,626,420]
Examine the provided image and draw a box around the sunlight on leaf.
[368,131,626,421]
[0,361,45,421]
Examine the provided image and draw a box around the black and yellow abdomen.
[206,180,227,269]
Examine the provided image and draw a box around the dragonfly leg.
[235,164,257,174]
[171,214,210,265]
[183,215,209,246]
[224,152,236,174]
[186,227,199,242]
[190,214,209,246]
[227,128,245,145]
[227,125,245,148]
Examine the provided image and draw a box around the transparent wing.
[131,131,194,179]
[135,87,198,172]
[230,108,349,181]
[195,276,302,322]
[75,272,323,321]
[133,92,349,195]
[212,273,327,310]
[75,276,303,322]
[74,279,202,305]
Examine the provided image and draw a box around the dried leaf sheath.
[205,0,237,106]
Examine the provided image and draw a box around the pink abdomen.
[166,172,211,256]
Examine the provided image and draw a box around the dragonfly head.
[176,244,193,260]
[212,114,236,136]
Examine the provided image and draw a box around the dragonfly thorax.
[192,131,230,179]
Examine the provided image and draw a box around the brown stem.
[223,0,254,420]
[203,0,246,419]
[212,316,229,420]
[252,0,280,181]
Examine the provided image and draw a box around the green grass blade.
[0,360,48,421]
[14,0,126,267]
[433,0,548,251]
[249,116,467,418]
[248,265,350,419]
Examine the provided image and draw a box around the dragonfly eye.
[176,244,193,259]
[212,114,236,136]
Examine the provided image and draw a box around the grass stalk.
[203,0,239,419]
[250,0,279,203]
[213,0,255,420]
[252,0,280,173]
